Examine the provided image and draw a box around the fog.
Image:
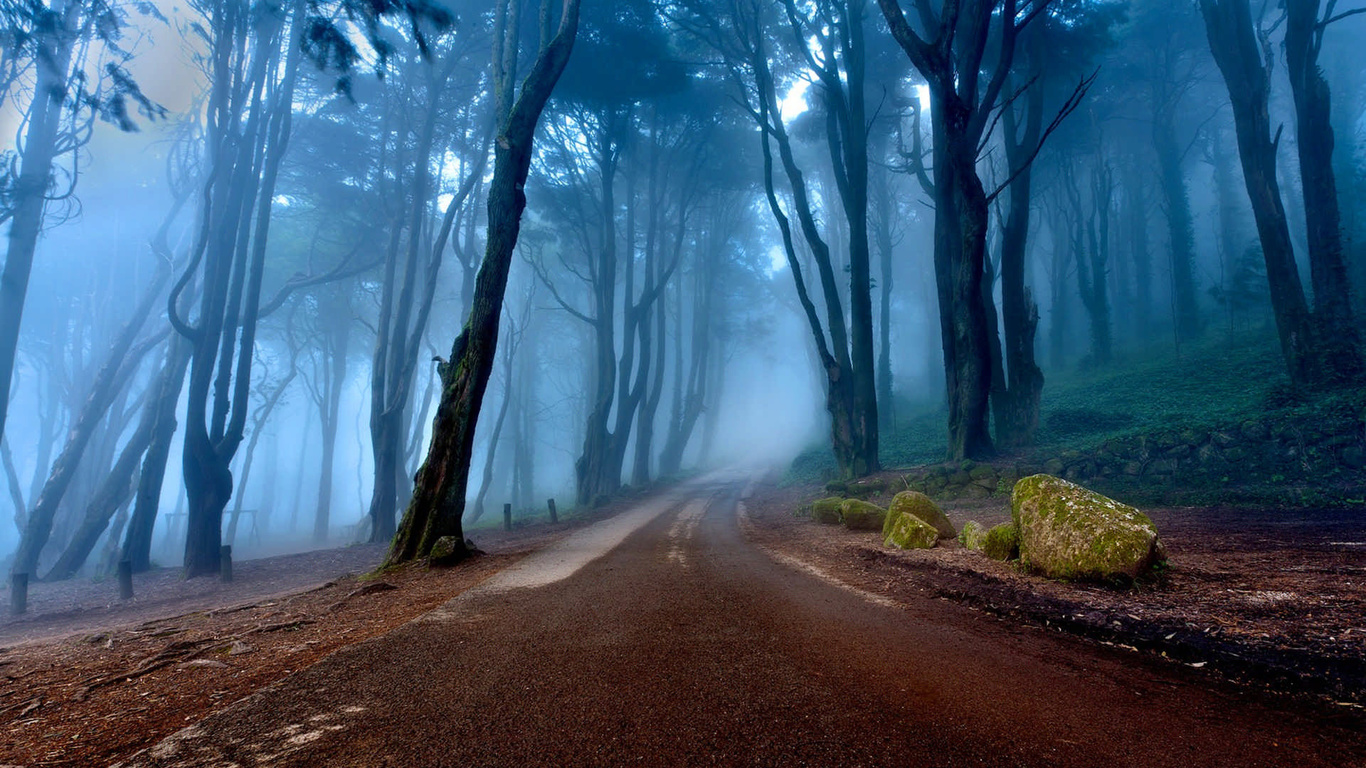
[2,0,1365,578]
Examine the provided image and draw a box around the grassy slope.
[791,333,1293,482]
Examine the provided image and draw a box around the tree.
[386,0,581,566]
[0,0,163,448]
[1200,0,1317,384]
[1283,0,1363,380]
[877,0,1086,459]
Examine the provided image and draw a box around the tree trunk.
[43,395,159,581]
[386,0,579,566]
[1153,113,1203,344]
[0,4,77,447]
[996,86,1044,449]
[121,339,192,573]
[1200,0,1317,384]
[1284,0,1362,380]
[10,268,169,579]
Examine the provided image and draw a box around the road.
[121,472,1366,767]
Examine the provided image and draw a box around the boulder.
[811,496,845,525]
[847,478,889,497]
[840,499,887,531]
[1010,474,1165,580]
[885,491,955,539]
[981,523,1019,561]
[884,511,938,550]
[429,536,466,564]
[958,520,987,550]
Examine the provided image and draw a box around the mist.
[1,0,1365,581]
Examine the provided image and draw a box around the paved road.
[123,473,1366,767]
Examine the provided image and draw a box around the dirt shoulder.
[0,503,633,768]
[743,478,1366,708]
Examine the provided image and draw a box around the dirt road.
[121,472,1366,767]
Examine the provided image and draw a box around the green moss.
[840,499,887,531]
[958,520,987,550]
[884,512,938,550]
[981,523,1019,561]
[811,496,845,525]
[1011,474,1163,580]
[886,491,955,539]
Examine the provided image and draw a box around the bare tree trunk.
[1284,0,1362,380]
[1201,0,1317,384]
[386,0,580,566]
[0,2,78,447]
[121,338,192,573]
[1153,113,1203,344]
[10,267,169,579]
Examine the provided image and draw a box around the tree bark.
[386,0,580,566]
[1200,0,1317,384]
[1284,0,1362,380]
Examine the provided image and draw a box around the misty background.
[2,0,1364,579]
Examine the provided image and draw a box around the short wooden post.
[503,503,513,531]
[220,545,233,583]
[10,573,27,615]
[117,560,134,600]
[547,498,558,524]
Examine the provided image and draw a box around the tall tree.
[386,0,581,565]
[1200,0,1317,384]
[1283,0,1363,380]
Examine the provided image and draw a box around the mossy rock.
[1010,474,1165,580]
[959,520,987,550]
[812,496,845,525]
[845,478,889,498]
[982,523,1019,561]
[840,499,887,531]
[884,512,938,550]
[885,491,955,539]
[429,536,468,565]
[824,480,850,495]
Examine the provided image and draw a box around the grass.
[788,331,1293,483]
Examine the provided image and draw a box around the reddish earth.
[3,475,1363,766]
[746,480,1366,706]
[0,508,619,768]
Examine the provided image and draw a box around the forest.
[0,0,1363,591]
[2,0,1365,580]
[3,0,1366,762]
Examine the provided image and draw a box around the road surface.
[121,472,1366,767]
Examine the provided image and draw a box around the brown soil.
[744,478,1366,707]
[0,509,617,768]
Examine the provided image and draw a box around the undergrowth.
[787,332,1294,484]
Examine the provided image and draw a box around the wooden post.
[220,545,233,583]
[503,503,513,531]
[9,573,27,615]
[547,497,558,523]
[117,560,134,600]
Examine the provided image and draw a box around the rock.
[982,523,1019,561]
[959,520,987,550]
[429,536,466,564]
[948,470,973,486]
[1010,474,1165,580]
[885,491,955,539]
[883,511,939,550]
[824,480,849,494]
[840,499,887,531]
[961,484,992,500]
[969,465,997,482]
[847,478,888,497]
[811,497,845,525]
[1042,458,1065,475]
[228,640,254,656]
